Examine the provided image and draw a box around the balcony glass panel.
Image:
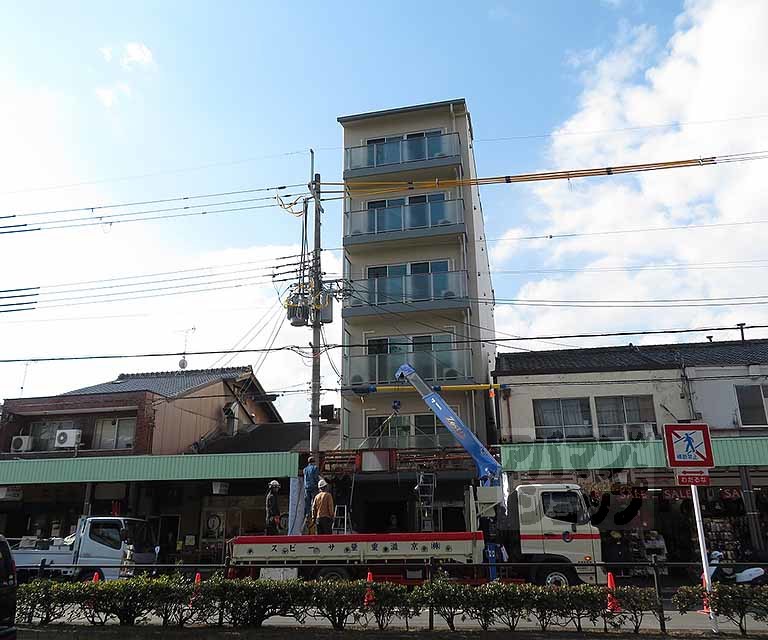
[346,271,466,307]
[345,132,460,170]
[346,200,463,238]
[346,348,470,385]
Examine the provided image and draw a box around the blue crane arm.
[395,363,502,485]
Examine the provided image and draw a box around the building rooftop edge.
[337,98,467,124]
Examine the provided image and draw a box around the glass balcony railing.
[345,270,467,307]
[346,432,458,450]
[346,348,471,385]
[345,199,463,238]
[344,132,460,171]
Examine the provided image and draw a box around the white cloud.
[99,46,113,63]
[94,82,131,108]
[495,0,768,350]
[120,42,154,70]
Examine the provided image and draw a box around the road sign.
[674,469,711,486]
[663,423,714,468]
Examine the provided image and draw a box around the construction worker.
[312,478,335,535]
[265,480,280,535]
[303,456,319,533]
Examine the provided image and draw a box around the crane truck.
[228,364,606,586]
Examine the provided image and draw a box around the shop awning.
[0,452,298,485]
[500,436,768,472]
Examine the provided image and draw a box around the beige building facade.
[338,99,496,449]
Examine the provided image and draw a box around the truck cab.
[510,484,604,585]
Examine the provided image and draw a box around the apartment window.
[735,385,768,426]
[595,395,657,441]
[365,260,450,305]
[29,420,74,451]
[93,417,136,450]
[365,334,457,382]
[365,193,447,233]
[533,398,592,441]
[366,412,454,448]
[365,130,443,167]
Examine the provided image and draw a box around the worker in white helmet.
[265,480,281,535]
[311,478,335,535]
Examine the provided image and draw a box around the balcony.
[343,132,461,180]
[347,432,458,450]
[346,348,472,386]
[342,270,469,318]
[344,199,465,247]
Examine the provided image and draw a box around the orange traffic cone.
[92,571,100,583]
[194,571,202,585]
[697,575,711,615]
[364,570,375,607]
[606,572,622,613]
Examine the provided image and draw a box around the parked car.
[0,536,16,639]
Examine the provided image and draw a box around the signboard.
[663,423,714,468]
[0,486,22,501]
[675,468,711,486]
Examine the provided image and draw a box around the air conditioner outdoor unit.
[55,429,82,449]
[10,435,33,453]
[444,368,461,379]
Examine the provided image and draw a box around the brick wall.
[0,391,157,456]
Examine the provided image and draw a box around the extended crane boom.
[395,364,502,485]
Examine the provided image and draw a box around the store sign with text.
[674,468,711,486]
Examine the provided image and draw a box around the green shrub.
[150,574,196,627]
[76,575,157,626]
[614,586,658,634]
[485,582,531,631]
[674,583,765,636]
[16,579,74,626]
[414,576,470,631]
[366,581,409,630]
[310,579,367,630]
[529,585,569,631]
[561,584,608,632]
[462,581,497,630]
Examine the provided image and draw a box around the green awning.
[0,452,298,485]
[500,437,768,472]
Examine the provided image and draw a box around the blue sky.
[3,0,767,420]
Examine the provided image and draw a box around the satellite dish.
[179,356,188,370]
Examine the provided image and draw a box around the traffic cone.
[194,571,202,585]
[606,572,622,613]
[364,570,375,607]
[92,571,100,583]
[698,575,711,615]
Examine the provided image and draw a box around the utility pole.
[309,150,323,454]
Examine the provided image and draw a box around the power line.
[491,258,768,276]
[3,323,768,364]
[0,201,304,236]
[4,184,306,220]
[474,113,768,143]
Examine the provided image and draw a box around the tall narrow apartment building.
[338,99,496,451]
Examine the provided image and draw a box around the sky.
[1,0,766,422]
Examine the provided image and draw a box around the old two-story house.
[493,338,768,573]
[0,366,298,562]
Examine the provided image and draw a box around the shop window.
[533,398,593,441]
[93,417,136,450]
[735,385,768,426]
[89,521,122,550]
[542,491,585,524]
[595,395,657,440]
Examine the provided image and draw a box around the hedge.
[17,575,764,632]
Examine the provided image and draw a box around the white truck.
[11,516,156,582]
[228,483,604,586]
[228,364,606,586]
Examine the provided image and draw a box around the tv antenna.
[177,326,196,370]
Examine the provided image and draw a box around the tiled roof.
[494,339,768,376]
[61,367,251,398]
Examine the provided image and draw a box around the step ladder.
[416,472,436,532]
[332,505,349,534]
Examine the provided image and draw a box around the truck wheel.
[537,567,578,587]
[316,567,350,580]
